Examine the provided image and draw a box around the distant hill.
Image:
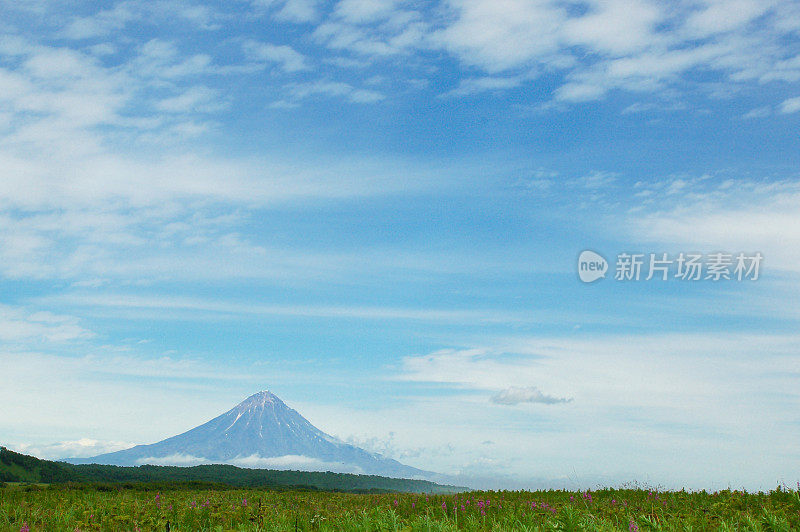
[69,391,431,480]
[0,447,463,493]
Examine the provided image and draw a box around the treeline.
[0,447,76,483]
[0,447,461,494]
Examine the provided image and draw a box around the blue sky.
[1,0,799,490]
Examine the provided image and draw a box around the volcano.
[72,391,428,478]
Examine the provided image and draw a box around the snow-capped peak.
[234,390,282,410]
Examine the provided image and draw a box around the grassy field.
[1,483,799,531]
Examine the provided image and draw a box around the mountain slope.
[71,391,429,479]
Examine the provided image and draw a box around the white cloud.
[443,76,523,97]
[230,454,361,472]
[155,86,223,113]
[561,0,664,55]
[132,39,215,79]
[757,54,800,83]
[288,80,385,103]
[742,105,772,118]
[167,2,221,30]
[779,95,800,114]
[136,453,209,466]
[274,0,320,23]
[629,177,800,273]
[349,88,385,103]
[555,81,609,102]
[490,386,572,405]
[682,0,772,37]
[59,1,223,39]
[333,0,399,24]
[621,101,688,114]
[131,452,364,472]
[573,170,617,189]
[432,0,565,73]
[0,305,93,343]
[268,99,301,109]
[60,2,138,40]
[10,438,134,459]
[243,40,311,72]
[555,41,732,102]
[313,3,426,57]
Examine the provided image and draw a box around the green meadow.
[2,483,799,531]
